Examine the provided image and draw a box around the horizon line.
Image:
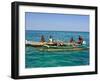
[25,29,89,32]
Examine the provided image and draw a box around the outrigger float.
[25,40,89,52]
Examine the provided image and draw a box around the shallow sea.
[25,30,89,68]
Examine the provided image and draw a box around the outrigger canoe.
[26,40,89,52]
[37,45,89,52]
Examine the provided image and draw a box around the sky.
[25,12,89,32]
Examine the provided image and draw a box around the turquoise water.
[25,30,89,68]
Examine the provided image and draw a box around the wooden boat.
[37,45,89,52]
[26,40,89,51]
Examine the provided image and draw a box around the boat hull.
[37,47,89,52]
[26,41,89,52]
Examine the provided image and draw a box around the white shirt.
[83,41,86,45]
[49,38,53,42]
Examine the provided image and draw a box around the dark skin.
[78,36,83,44]
[70,37,74,43]
[40,35,45,42]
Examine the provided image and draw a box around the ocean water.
[25,30,89,68]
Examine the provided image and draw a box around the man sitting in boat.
[48,36,64,46]
[70,37,74,43]
[40,35,47,45]
[47,35,55,45]
[40,35,45,42]
[77,35,83,45]
[49,35,53,43]
[69,37,77,47]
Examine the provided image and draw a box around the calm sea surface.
[25,30,89,68]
